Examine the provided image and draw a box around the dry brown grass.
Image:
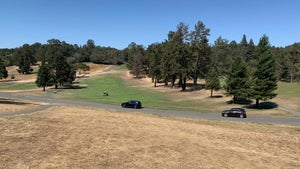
[0,99,38,115]
[1,106,299,169]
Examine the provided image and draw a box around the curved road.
[0,92,299,126]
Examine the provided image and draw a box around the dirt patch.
[0,106,299,169]
[76,64,111,78]
[2,65,38,83]
[2,64,110,83]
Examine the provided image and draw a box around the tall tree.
[252,35,277,107]
[287,43,300,82]
[189,21,211,87]
[36,60,52,91]
[0,58,8,79]
[160,40,180,88]
[240,34,248,47]
[45,41,75,89]
[14,44,35,74]
[206,68,220,97]
[226,56,251,103]
[126,42,145,78]
[147,43,162,87]
[212,37,231,75]
[171,22,191,91]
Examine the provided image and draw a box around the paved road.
[0,92,299,126]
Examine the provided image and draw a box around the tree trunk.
[193,78,198,89]
[171,75,176,88]
[181,77,186,91]
[210,89,213,97]
[164,77,168,86]
[178,75,182,87]
[256,99,260,107]
[154,76,157,87]
[43,86,46,91]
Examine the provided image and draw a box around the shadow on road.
[0,98,32,105]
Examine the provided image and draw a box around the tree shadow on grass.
[210,95,223,98]
[54,85,87,90]
[62,85,87,90]
[178,83,206,92]
[0,98,31,105]
[227,98,253,105]
[246,101,278,110]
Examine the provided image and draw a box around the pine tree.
[0,58,8,79]
[252,35,277,107]
[226,56,251,103]
[36,60,52,91]
[14,44,35,74]
[206,68,220,97]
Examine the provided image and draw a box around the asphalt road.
[0,92,299,126]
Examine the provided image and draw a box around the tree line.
[0,20,299,106]
[125,21,299,107]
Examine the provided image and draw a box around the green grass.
[66,74,172,108]
[0,82,37,90]
[61,74,212,112]
[276,81,300,97]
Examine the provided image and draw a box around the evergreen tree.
[287,43,300,82]
[14,44,35,74]
[240,34,248,47]
[147,43,162,87]
[252,35,277,107]
[0,58,8,79]
[206,68,220,97]
[126,42,145,78]
[160,41,180,87]
[189,21,211,87]
[226,56,251,103]
[212,37,231,75]
[171,22,191,91]
[36,60,52,91]
[45,42,75,89]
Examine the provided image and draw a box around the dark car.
[121,100,142,109]
[221,108,247,118]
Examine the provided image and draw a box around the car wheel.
[239,114,244,118]
[122,104,126,108]
[224,114,228,117]
[134,105,137,109]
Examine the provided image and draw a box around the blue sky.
[0,0,299,49]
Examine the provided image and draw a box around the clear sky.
[0,0,299,49]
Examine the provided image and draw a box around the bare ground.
[0,106,299,169]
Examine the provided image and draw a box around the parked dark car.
[221,108,247,118]
[121,100,142,109]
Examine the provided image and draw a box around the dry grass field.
[0,105,299,169]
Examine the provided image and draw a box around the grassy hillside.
[1,65,299,115]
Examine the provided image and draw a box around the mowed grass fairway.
[0,106,299,169]
[0,82,36,90]
[58,68,218,112]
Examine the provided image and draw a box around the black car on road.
[121,100,142,109]
[221,108,247,118]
